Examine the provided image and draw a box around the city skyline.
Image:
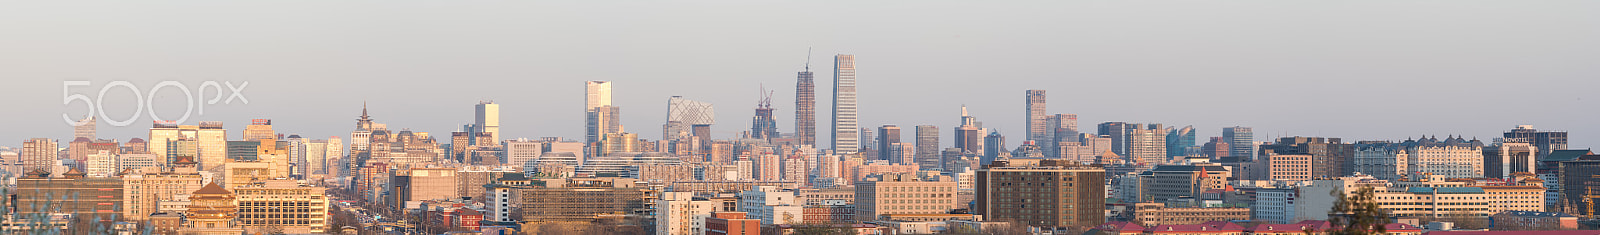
[2,1,1598,150]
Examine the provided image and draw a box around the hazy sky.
[2,1,1597,150]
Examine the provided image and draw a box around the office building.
[1222,127,1254,161]
[753,92,779,141]
[976,159,1106,229]
[705,212,760,235]
[21,138,57,173]
[831,54,860,153]
[195,121,227,172]
[392,168,461,206]
[854,173,957,222]
[983,131,1006,164]
[955,106,982,154]
[123,170,205,220]
[474,101,501,144]
[795,67,817,147]
[1485,141,1537,179]
[586,81,620,144]
[1132,203,1250,227]
[1259,137,1354,178]
[914,125,940,170]
[1143,164,1230,203]
[520,178,653,223]
[738,186,804,225]
[877,125,901,162]
[73,116,96,140]
[1504,125,1568,159]
[1046,114,1079,158]
[1025,90,1048,145]
[243,119,275,141]
[1166,126,1195,158]
[1098,122,1130,156]
[1202,137,1229,160]
[665,96,715,141]
[233,180,329,234]
[16,170,124,222]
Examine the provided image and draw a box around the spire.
[362,101,369,118]
[804,46,812,72]
[961,105,969,117]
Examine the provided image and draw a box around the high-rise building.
[1025,90,1048,145]
[73,116,95,140]
[233,180,329,234]
[976,159,1105,229]
[876,125,901,162]
[243,119,275,141]
[122,170,204,221]
[21,138,57,173]
[753,90,779,141]
[983,131,1005,164]
[1202,137,1230,160]
[665,96,715,141]
[586,81,618,144]
[1127,124,1168,165]
[831,54,860,153]
[955,106,981,154]
[475,101,501,144]
[1166,126,1195,158]
[196,121,227,172]
[587,105,624,145]
[1045,114,1079,158]
[1504,125,1568,160]
[915,125,941,170]
[795,67,817,147]
[1223,126,1254,161]
[1098,122,1130,156]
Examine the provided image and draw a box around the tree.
[1326,186,1389,235]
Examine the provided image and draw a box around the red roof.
[1422,231,1600,235]
[1096,221,1145,232]
[1248,224,1314,233]
[1147,222,1244,233]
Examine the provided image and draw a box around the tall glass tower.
[831,54,859,153]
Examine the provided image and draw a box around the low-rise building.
[1131,203,1250,227]
[1490,211,1577,231]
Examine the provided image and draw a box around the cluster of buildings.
[0,54,1595,235]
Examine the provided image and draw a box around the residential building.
[21,138,57,173]
[1354,136,1485,181]
[975,159,1106,229]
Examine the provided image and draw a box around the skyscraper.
[1097,122,1130,156]
[664,96,715,140]
[831,54,859,153]
[1024,90,1047,145]
[1127,123,1168,165]
[751,90,778,141]
[876,125,901,161]
[243,119,275,141]
[1045,114,1079,158]
[955,106,981,154]
[475,101,500,144]
[915,125,940,170]
[585,81,617,144]
[983,131,1006,164]
[1166,125,1195,158]
[795,67,816,147]
[1222,126,1254,161]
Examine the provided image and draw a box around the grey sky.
[2,1,1597,150]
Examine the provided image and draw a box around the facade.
[1259,137,1354,178]
[475,101,500,144]
[914,125,940,170]
[123,171,205,220]
[705,212,760,235]
[975,159,1106,229]
[876,125,901,163]
[1485,141,1537,179]
[1222,127,1253,162]
[855,173,957,222]
[1503,125,1567,159]
[654,192,720,235]
[233,180,329,234]
[183,182,243,235]
[795,68,816,147]
[831,54,860,153]
[1353,136,1485,181]
[21,138,57,173]
[1166,126,1195,158]
[15,172,124,221]
[1128,123,1169,165]
[665,96,716,141]
[1490,211,1578,230]
[1024,90,1047,145]
[1262,154,1313,181]
[738,186,804,225]
[1131,203,1250,227]
[585,81,621,144]
[520,178,653,223]
[1143,164,1230,203]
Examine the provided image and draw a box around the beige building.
[123,171,205,220]
[854,173,958,222]
[393,168,460,206]
[233,180,329,234]
[1263,154,1312,181]
[1131,203,1250,227]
